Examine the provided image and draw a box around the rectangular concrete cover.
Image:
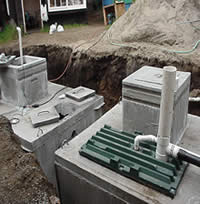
[65,86,95,102]
[30,106,60,128]
[122,66,190,93]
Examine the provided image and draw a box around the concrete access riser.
[2,83,104,185]
[55,103,200,204]
[122,66,191,144]
[0,55,48,106]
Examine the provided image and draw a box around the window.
[48,0,86,12]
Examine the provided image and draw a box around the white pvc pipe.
[134,135,200,161]
[156,66,177,161]
[134,135,157,151]
[16,27,23,65]
[21,0,27,33]
[6,0,10,16]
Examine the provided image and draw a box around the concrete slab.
[65,86,95,102]
[3,82,104,185]
[30,106,60,128]
[55,103,200,204]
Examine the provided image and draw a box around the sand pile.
[108,0,200,49]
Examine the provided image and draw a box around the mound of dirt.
[108,0,200,49]
[0,116,58,204]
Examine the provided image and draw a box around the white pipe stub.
[16,27,23,65]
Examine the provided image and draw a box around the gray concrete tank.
[122,66,191,144]
[0,55,48,106]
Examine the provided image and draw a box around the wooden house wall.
[23,0,41,25]
[0,0,9,26]
[8,0,24,26]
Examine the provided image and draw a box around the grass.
[0,23,17,44]
[63,23,86,29]
[41,23,87,33]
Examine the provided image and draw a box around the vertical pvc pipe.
[39,0,44,29]
[21,0,27,33]
[16,27,23,65]
[156,66,177,161]
[6,0,10,16]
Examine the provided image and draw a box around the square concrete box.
[55,103,200,204]
[7,84,104,185]
[122,66,191,144]
[0,55,48,106]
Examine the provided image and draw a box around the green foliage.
[0,23,17,44]
[40,24,49,33]
[63,23,86,29]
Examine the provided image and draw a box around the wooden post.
[102,2,125,26]
[39,0,44,29]
[115,2,125,18]
[21,0,26,33]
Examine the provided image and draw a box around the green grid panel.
[79,125,188,198]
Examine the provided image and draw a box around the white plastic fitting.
[134,135,157,151]
[166,143,180,158]
[156,66,177,161]
[16,27,23,65]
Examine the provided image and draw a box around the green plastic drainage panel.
[79,125,188,198]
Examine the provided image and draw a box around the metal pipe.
[167,143,200,167]
[16,27,23,65]
[156,66,177,161]
[177,149,200,167]
[134,137,200,168]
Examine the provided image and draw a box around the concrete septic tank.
[122,66,191,144]
[0,55,48,107]
[3,83,104,185]
[55,103,200,204]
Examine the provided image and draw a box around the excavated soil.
[0,116,58,204]
[108,0,200,49]
[1,6,200,201]
[1,42,200,112]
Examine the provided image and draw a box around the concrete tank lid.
[122,66,191,93]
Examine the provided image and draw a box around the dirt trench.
[1,44,200,113]
[0,116,57,204]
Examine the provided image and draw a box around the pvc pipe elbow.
[16,27,21,33]
[134,135,157,151]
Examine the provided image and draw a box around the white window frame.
[48,0,87,12]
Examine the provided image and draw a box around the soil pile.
[108,0,200,49]
[0,116,58,204]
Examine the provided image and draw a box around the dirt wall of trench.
[1,45,200,112]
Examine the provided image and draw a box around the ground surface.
[0,116,58,204]
[0,9,200,203]
[0,23,106,49]
[0,20,107,204]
